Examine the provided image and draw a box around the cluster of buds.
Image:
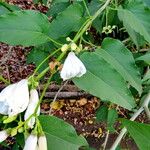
[0,79,46,149]
[61,37,82,53]
[60,37,87,81]
[24,134,47,150]
[102,25,116,34]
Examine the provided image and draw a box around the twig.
[110,92,150,150]
[49,80,68,115]
[144,106,150,120]
[45,91,90,99]
[102,130,110,150]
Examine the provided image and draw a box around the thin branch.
[110,92,150,150]
[49,80,69,115]
[102,130,110,150]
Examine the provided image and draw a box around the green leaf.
[118,1,150,43]
[27,42,56,72]
[99,38,142,94]
[121,119,150,150]
[107,109,118,132]
[0,2,20,15]
[47,2,70,17]
[73,52,136,110]
[96,105,108,122]
[48,3,85,39]
[0,10,50,46]
[136,52,150,65]
[39,115,88,150]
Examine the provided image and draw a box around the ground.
[0,0,149,149]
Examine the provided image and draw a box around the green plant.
[0,0,150,149]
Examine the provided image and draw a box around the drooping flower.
[23,134,38,150]
[0,79,29,116]
[38,135,47,150]
[60,52,86,80]
[0,130,9,143]
[24,89,40,128]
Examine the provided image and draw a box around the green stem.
[73,0,111,42]
[83,0,91,17]
[34,74,53,114]
[48,37,63,46]
[33,48,60,76]
[0,75,10,85]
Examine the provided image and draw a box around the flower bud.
[60,52,86,80]
[61,44,68,52]
[24,89,40,128]
[70,43,77,51]
[23,134,38,150]
[66,37,71,42]
[38,135,47,150]
[0,130,9,143]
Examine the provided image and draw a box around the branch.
[110,92,150,150]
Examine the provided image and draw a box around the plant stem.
[49,80,68,115]
[144,106,150,120]
[82,0,91,17]
[73,0,111,42]
[102,130,110,150]
[0,75,10,85]
[48,37,63,46]
[110,92,150,150]
[33,48,60,77]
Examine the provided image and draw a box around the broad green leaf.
[0,10,50,46]
[96,105,108,122]
[107,109,118,132]
[48,3,85,39]
[121,119,150,150]
[118,1,150,43]
[0,2,20,15]
[73,52,136,110]
[136,52,150,65]
[99,38,142,94]
[27,43,55,72]
[39,115,88,150]
[124,22,146,47]
[27,49,49,72]
[47,2,70,17]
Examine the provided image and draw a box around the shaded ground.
[0,0,149,150]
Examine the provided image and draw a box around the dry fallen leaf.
[50,100,65,110]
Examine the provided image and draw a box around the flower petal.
[0,79,29,116]
[0,130,9,143]
[38,135,47,150]
[24,89,40,128]
[23,134,38,150]
[60,52,86,80]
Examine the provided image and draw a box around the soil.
[0,1,149,150]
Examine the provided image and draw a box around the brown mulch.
[0,1,148,150]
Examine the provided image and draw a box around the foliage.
[0,0,150,149]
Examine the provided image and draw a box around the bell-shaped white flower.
[23,134,38,150]
[60,52,86,80]
[0,79,29,116]
[0,130,9,143]
[38,135,47,150]
[24,89,40,128]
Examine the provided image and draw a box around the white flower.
[38,135,47,150]
[23,134,38,150]
[0,130,9,143]
[0,79,29,116]
[24,89,40,128]
[60,52,86,80]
